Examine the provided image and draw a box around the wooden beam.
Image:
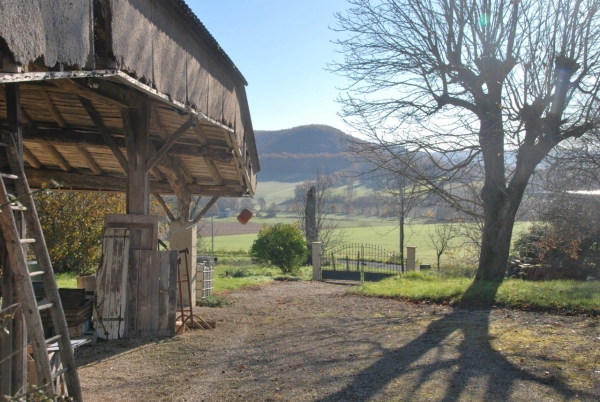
[22,146,42,168]
[20,128,232,161]
[76,145,102,175]
[152,193,176,222]
[224,129,254,197]
[151,166,165,181]
[145,119,192,173]
[23,168,245,196]
[151,105,193,184]
[191,195,220,225]
[0,86,29,125]
[206,159,224,186]
[195,123,223,185]
[52,77,140,109]
[158,155,191,222]
[46,145,71,171]
[124,103,150,214]
[0,70,118,84]
[78,96,129,174]
[121,108,136,170]
[38,88,67,129]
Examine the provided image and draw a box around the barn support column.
[169,221,197,307]
[123,104,150,215]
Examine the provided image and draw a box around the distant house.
[219,208,235,218]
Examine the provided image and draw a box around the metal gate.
[321,244,402,281]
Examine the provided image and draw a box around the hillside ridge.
[255,124,360,182]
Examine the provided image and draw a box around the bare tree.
[331,0,600,280]
[371,156,427,271]
[426,222,458,271]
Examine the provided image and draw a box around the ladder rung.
[37,302,54,312]
[52,366,69,379]
[29,270,45,278]
[20,238,36,244]
[45,334,63,345]
[0,172,18,179]
[10,205,27,211]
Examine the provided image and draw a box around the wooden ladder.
[0,132,83,400]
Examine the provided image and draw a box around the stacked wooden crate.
[41,289,93,337]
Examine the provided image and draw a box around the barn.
[0,0,259,399]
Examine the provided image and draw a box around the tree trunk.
[475,107,524,281]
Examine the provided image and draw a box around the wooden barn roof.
[0,0,258,199]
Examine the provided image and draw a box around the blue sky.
[187,0,353,133]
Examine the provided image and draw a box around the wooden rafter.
[22,146,42,169]
[75,145,102,175]
[78,96,128,174]
[38,88,67,129]
[46,145,71,172]
[195,123,223,185]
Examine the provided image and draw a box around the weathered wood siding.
[94,228,130,340]
[130,250,178,337]
[0,0,92,68]
[109,0,256,162]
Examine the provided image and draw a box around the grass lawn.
[213,256,311,293]
[55,272,78,289]
[348,270,600,314]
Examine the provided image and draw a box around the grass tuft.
[196,294,230,308]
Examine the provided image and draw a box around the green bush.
[250,223,309,274]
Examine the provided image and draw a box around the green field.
[254,181,300,205]
[201,218,532,267]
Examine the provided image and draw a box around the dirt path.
[77,281,600,401]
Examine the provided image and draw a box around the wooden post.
[124,104,150,214]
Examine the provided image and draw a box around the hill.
[255,125,362,182]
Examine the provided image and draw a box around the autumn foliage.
[34,191,125,274]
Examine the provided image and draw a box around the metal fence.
[321,243,402,281]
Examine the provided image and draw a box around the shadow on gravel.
[318,281,593,401]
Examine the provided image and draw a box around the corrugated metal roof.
[167,0,248,86]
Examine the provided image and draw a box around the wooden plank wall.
[94,228,130,340]
[130,250,178,337]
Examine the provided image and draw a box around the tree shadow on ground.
[318,281,594,401]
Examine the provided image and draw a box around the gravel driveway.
[77,281,600,401]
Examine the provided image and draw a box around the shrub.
[250,223,309,274]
